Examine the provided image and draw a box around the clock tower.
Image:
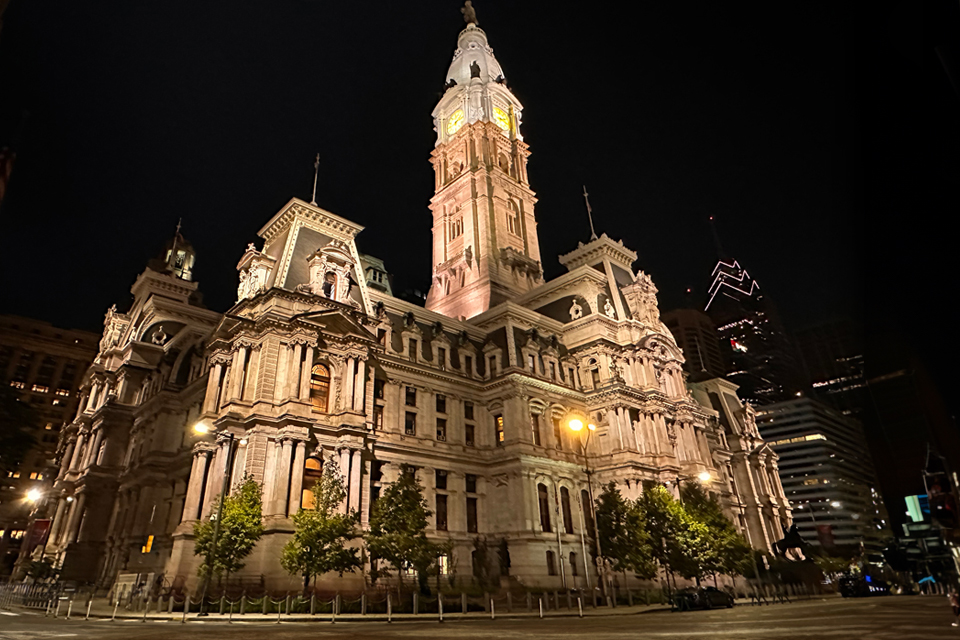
[425,15,542,320]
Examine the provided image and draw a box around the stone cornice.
[258,197,364,243]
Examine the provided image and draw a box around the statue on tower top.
[462,1,478,25]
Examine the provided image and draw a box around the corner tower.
[425,9,542,320]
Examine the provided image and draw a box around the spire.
[310,153,320,205]
[582,185,598,240]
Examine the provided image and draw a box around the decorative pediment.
[99,305,131,355]
[236,243,278,303]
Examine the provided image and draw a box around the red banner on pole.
[27,519,51,551]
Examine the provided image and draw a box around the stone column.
[69,432,87,471]
[349,449,362,513]
[275,344,289,402]
[65,492,87,544]
[182,450,210,522]
[229,346,246,400]
[84,428,105,469]
[360,458,372,528]
[58,440,76,479]
[201,448,222,519]
[85,383,99,412]
[270,439,293,516]
[203,362,223,412]
[287,441,306,516]
[339,448,352,513]
[298,346,314,402]
[48,498,68,545]
[353,359,366,413]
[288,343,303,398]
[343,358,356,410]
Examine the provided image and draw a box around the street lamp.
[193,422,242,616]
[567,415,608,600]
[25,488,42,503]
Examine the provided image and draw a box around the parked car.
[672,586,735,611]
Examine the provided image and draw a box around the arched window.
[589,359,601,388]
[300,457,324,509]
[322,272,337,298]
[310,364,331,412]
[506,201,520,236]
[538,483,552,532]
[546,550,556,576]
[560,487,574,534]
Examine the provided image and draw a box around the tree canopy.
[595,483,657,579]
[194,474,264,583]
[366,464,449,592]
[281,456,362,592]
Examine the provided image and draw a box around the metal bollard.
[538,596,543,618]
[66,597,74,620]
[277,599,282,624]
[168,594,175,614]
[285,593,291,616]
[413,592,419,615]
[387,594,392,623]
[55,597,62,618]
[310,593,316,615]
[438,594,443,623]
[462,591,467,614]
[240,594,246,615]
[361,593,367,615]
[220,594,226,615]
[335,593,341,616]
[331,597,336,624]
[578,596,583,618]
[507,591,513,612]
[228,600,234,623]
[142,597,148,622]
[85,597,93,620]
[181,594,189,624]
[490,599,495,620]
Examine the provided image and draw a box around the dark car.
[839,575,890,598]
[672,586,735,611]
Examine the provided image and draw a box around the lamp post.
[194,423,243,616]
[568,417,609,600]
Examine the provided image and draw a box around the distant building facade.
[0,315,97,575]
[704,258,805,405]
[39,10,789,593]
[662,308,726,381]
[754,397,889,552]
[795,319,866,418]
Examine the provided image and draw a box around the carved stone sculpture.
[569,299,583,320]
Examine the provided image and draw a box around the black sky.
[0,2,955,395]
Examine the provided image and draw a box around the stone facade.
[41,14,789,594]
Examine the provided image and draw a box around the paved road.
[1,595,956,639]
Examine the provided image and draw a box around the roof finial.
[310,153,320,205]
[171,218,182,256]
[582,185,598,241]
[462,1,478,25]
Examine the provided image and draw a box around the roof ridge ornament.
[582,185,598,240]
[462,1,478,25]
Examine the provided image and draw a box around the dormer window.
[322,272,337,298]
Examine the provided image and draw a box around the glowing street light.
[25,488,42,502]
[697,471,712,483]
[194,422,211,434]
[830,501,842,508]
[568,418,583,432]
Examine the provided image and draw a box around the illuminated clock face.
[446,110,465,135]
[493,107,510,131]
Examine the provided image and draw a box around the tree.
[595,483,657,579]
[0,386,38,476]
[680,483,753,581]
[636,484,693,590]
[194,475,264,586]
[281,457,362,594]
[366,464,449,593]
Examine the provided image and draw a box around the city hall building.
[39,9,790,593]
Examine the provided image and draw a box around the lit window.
[56,389,71,397]
[10,381,24,389]
[32,385,49,393]
[309,364,331,412]
[495,415,504,446]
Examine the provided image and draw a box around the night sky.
[0,2,955,393]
